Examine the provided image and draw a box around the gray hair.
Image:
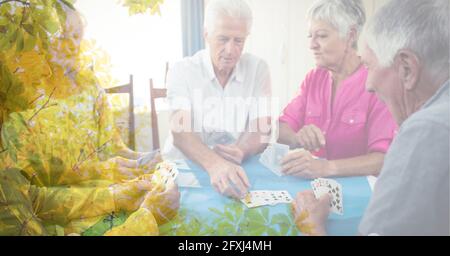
[364,0,449,79]
[204,0,253,34]
[307,0,366,45]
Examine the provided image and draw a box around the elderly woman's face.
[205,16,248,73]
[308,19,350,70]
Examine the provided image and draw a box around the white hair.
[307,0,366,45]
[364,0,449,78]
[204,0,253,34]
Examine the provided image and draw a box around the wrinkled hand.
[213,144,246,165]
[99,157,141,181]
[110,176,153,212]
[207,160,250,199]
[140,180,180,225]
[137,151,163,173]
[281,149,331,178]
[296,125,326,152]
[292,191,330,236]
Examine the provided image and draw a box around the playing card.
[259,143,290,176]
[152,162,179,187]
[311,178,343,215]
[241,190,293,208]
[172,159,190,170]
[268,190,293,204]
[241,191,266,208]
[176,172,201,188]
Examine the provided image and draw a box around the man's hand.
[206,160,250,199]
[213,144,246,165]
[292,191,331,236]
[136,151,163,173]
[281,149,333,178]
[296,124,326,152]
[140,180,180,225]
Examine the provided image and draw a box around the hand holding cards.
[311,178,343,215]
[241,190,293,208]
[151,162,179,191]
[259,143,290,176]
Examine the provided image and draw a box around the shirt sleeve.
[359,120,450,235]
[366,96,398,153]
[249,60,272,122]
[166,63,192,112]
[278,75,310,132]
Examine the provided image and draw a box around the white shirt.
[162,49,272,160]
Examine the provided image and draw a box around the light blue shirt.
[359,81,450,236]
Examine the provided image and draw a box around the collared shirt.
[163,49,271,160]
[359,81,450,236]
[279,66,397,160]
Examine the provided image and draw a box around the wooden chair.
[105,75,136,150]
[149,63,169,150]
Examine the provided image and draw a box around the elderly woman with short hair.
[278,0,397,178]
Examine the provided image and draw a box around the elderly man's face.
[205,16,248,73]
[361,43,403,125]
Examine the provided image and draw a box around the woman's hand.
[296,124,326,152]
[281,149,333,178]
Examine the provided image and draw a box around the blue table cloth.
[159,155,372,236]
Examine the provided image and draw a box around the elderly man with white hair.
[163,0,271,199]
[292,0,449,236]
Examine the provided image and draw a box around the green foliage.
[81,211,127,236]
[159,202,300,236]
[0,0,165,129]
[119,0,165,15]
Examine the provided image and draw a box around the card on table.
[241,190,293,208]
[311,178,343,215]
[176,172,201,188]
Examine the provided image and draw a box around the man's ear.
[394,49,420,91]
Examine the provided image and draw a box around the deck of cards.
[311,178,343,215]
[259,143,290,176]
[241,190,293,208]
[151,162,179,189]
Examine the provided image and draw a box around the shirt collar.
[422,80,449,109]
[202,50,244,84]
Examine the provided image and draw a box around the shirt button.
[350,119,355,124]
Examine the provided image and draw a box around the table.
[159,155,373,236]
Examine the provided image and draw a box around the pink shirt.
[279,66,397,160]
